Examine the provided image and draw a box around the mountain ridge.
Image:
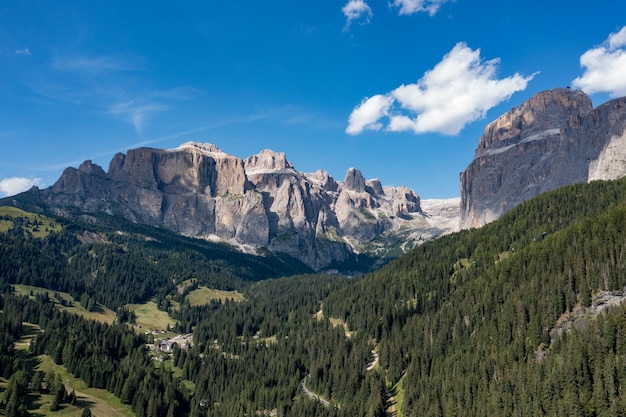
[11,88,626,269]
[5,143,459,271]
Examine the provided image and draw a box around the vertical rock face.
[460,89,626,229]
[344,168,366,192]
[40,142,447,271]
[584,98,626,181]
[109,143,248,196]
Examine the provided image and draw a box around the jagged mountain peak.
[304,170,339,192]
[244,149,295,172]
[343,167,366,192]
[78,160,106,176]
[174,143,293,172]
[365,179,384,196]
[17,142,459,271]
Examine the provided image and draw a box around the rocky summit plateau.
[461,88,626,229]
[12,142,459,271]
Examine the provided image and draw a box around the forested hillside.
[324,177,626,416]
[0,207,311,310]
[3,178,626,416]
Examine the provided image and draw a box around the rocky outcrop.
[460,89,626,229]
[34,141,458,271]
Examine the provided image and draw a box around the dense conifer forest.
[3,177,626,415]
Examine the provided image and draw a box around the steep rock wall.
[461,89,626,229]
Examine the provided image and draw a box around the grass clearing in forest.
[0,206,63,238]
[316,309,354,339]
[0,377,84,417]
[13,284,117,324]
[158,358,196,393]
[388,373,407,417]
[126,301,176,333]
[14,322,42,350]
[330,317,353,338]
[35,354,135,417]
[186,286,244,306]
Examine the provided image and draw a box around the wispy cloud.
[342,0,452,29]
[342,0,373,31]
[122,124,236,151]
[148,86,203,101]
[53,54,144,74]
[29,53,198,135]
[124,108,317,150]
[108,101,167,136]
[346,42,535,135]
[37,123,235,173]
[572,26,626,97]
[0,177,42,197]
[15,48,31,56]
[38,160,86,171]
[390,0,453,16]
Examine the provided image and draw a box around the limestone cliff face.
[40,142,455,270]
[461,89,626,229]
[584,98,626,181]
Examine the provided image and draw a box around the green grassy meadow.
[14,284,117,324]
[33,355,135,417]
[186,286,244,306]
[126,301,176,333]
[0,206,63,238]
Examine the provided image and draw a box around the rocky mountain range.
[9,88,625,270]
[460,88,626,228]
[15,142,459,271]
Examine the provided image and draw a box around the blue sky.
[1,1,625,199]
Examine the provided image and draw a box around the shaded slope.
[324,177,626,416]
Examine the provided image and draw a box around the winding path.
[301,376,338,409]
[366,349,379,371]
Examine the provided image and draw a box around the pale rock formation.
[461,89,626,229]
[34,142,457,270]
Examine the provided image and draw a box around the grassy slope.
[126,301,176,334]
[186,286,244,306]
[14,284,117,324]
[0,206,62,238]
[389,373,406,417]
[35,354,135,417]
[128,286,244,336]
[1,320,134,417]
[14,282,242,335]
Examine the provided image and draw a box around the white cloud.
[346,95,393,134]
[609,26,626,49]
[0,177,42,197]
[109,101,167,136]
[342,0,373,30]
[346,42,535,135]
[572,26,626,97]
[390,0,452,16]
[15,48,31,56]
